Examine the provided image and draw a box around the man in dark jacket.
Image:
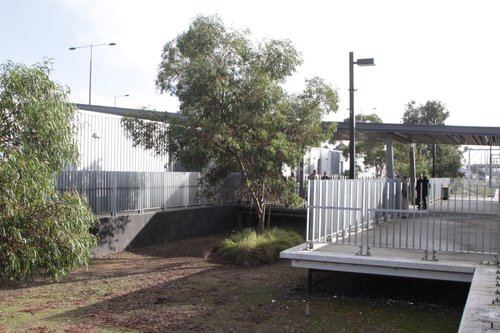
[416,173,430,209]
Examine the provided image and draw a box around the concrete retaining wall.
[94,205,240,256]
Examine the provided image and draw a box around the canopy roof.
[332,122,500,146]
[77,104,500,147]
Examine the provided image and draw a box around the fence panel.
[307,178,500,255]
[56,170,208,215]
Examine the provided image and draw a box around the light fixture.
[69,43,117,105]
[114,94,130,107]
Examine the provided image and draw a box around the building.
[303,147,343,178]
[73,104,173,172]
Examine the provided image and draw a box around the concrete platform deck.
[280,197,500,332]
[281,242,500,331]
[281,242,496,282]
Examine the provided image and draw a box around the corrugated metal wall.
[74,110,167,172]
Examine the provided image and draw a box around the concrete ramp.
[459,265,500,332]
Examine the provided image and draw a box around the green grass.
[215,228,303,266]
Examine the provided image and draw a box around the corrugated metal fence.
[307,178,451,242]
[56,171,207,215]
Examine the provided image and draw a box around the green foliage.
[435,144,463,177]
[398,100,462,178]
[124,15,338,231]
[0,61,97,283]
[402,100,449,125]
[215,228,303,266]
[342,114,386,177]
[0,61,78,172]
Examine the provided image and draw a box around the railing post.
[306,179,311,245]
[110,171,117,215]
[184,173,189,208]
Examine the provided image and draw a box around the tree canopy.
[394,100,462,178]
[342,113,386,177]
[0,61,97,283]
[402,100,449,125]
[123,15,338,231]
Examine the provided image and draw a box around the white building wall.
[317,149,343,176]
[73,110,168,172]
[304,147,343,177]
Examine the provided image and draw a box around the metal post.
[385,138,394,179]
[348,52,374,178]
[89,45,93,105]
[490,145,493,188]
[409,144,416,205]
[349,52,355,179]
[432,143,436,177]
[69,42,116,106]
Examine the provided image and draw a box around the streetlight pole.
[69,42,116,105]
[349,51,375,179]
[114,94,129,107]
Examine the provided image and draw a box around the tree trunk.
[257,201,266,233]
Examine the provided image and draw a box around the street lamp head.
[114,94,130,107]
[68,42,117,104]
[355,58,375,66]
[348,52,375,179]
[69,43,116,50]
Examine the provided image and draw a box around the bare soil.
[0,233,462,333]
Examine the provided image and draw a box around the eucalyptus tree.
[341,113,386,177]
[398,100,462,177]
[0,61,96,283]
[123,16,338,231]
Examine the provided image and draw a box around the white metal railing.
[56,171,208,215]
[307,178,500,256]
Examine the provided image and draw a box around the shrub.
[0,61,97,284]
[215,228,303,266]
[0,153,97,283]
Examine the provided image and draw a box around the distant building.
[304,147,343,177]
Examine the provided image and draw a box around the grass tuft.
[215,228,303,266]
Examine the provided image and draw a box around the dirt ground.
[0,233,463,333]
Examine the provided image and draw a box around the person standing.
[307,170,318,180]
[306,170,318,202]
[422,175,430,209]
[415,173,423,209]
[415,173,430,209]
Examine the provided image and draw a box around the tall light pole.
[349,51,375,179]
[69,42,116,105]
[114,94,129,107]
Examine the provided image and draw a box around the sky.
[1,0,500,127]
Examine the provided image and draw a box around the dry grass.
[0,233,462,332]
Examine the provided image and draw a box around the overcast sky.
[2,0,499,127]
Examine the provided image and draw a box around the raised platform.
[459,265,500,332]
[280,243,500,332]
[281,242,496,282]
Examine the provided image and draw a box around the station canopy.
[332,122,500,146]
[78,104,500,147]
